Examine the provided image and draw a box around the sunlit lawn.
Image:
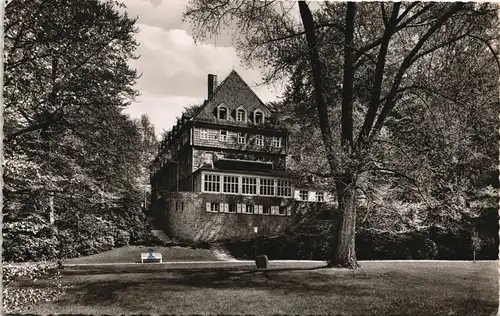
[21,261,498,315]
[63,245,220,264]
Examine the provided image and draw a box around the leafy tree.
[2,0,150,262]
[182,104,203,117]
[471,231,482,263]
[135,114,158,209]
[184,1,499,267]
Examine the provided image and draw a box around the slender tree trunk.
[49,194,55,225]
[329,172,360,268]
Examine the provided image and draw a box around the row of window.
[299,190,325,202]
[217,105,265,124]
[204,174,292,197]
[206,202,290,216]
[199,129,282,148]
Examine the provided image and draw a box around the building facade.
[150,71,331,242]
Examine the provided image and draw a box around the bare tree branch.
[298,0,340,176]
[354,3,435,62]
[341,2,357,150]
[357,2,401,148]
[369,3,466,141]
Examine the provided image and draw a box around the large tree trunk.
[329,172,360,268]
[298,1,359,269]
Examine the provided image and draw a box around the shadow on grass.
[60,263,330,276]
[20,262,499,316]
[56,266,379,307]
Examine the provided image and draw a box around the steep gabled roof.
[192,70,273,123]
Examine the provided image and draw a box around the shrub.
[3,262,65,314]
[115,230,131,247]
[421,238,438,259]
[2,219,59,262]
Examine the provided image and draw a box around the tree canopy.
[3,0,155,262]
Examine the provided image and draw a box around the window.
[242,177,257,195]
[254,110,264,124]
[211,203,220,213]
[218,105,228,120]
[316,192,325,202]
[204,174,220,192]
[278,207,286,215]
[229,204,237,213]
[263,206,271,215]
[245,204,254,214]
[200,129,208,140]
[277,180,292,197]
[255,135,264,146]
[272,137,282,148]
[299,190,309,201]
[260,178,275,196]
[238,132,246,144]
[223,176,239,193]
[219,130,227,142]
[236,109,246,122]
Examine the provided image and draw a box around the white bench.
[141,252,162,263]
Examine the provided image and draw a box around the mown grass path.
[20,261,498,315]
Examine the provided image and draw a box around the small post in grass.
[253,226,259,257]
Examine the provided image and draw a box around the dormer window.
[253,110,264,124]
[217,104,228,120]
[236,108,246,122]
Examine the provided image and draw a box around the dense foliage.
[3,262,64,314]
[223,207,498,261]
[2,0,157,262]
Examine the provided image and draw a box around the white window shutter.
[237,204,242,213]
[206,202,211,212]
[242,204,247,213]
[270,206,275,215]
[258,205,263,214]
[286,207,292,216]
[224,203,229,213]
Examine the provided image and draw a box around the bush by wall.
[223,224,498,261]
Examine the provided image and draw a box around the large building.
[150,71,330,242]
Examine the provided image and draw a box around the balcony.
[213,157,273,172]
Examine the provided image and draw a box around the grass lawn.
[64,245,220,264]
[18,260,498,315]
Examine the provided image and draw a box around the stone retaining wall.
[156,192,316,242]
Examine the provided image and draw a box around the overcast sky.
[121,0,285,136]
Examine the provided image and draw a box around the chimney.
[208,74,217,98]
